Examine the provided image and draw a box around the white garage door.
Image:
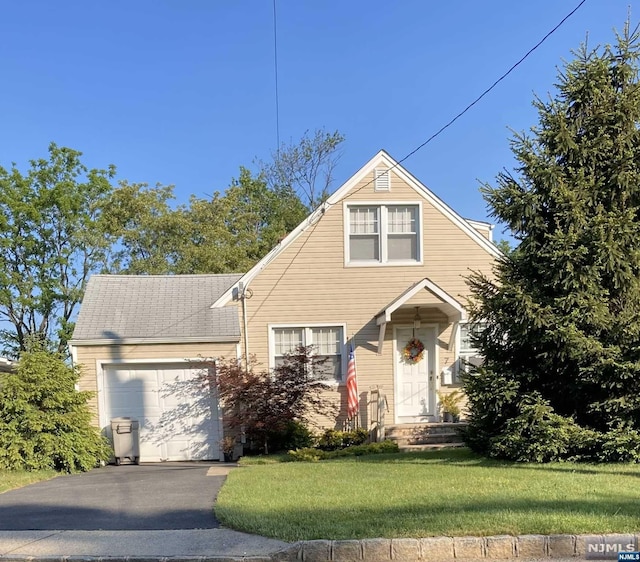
[102,363,221,462]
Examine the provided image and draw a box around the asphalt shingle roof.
[72,274,242,342]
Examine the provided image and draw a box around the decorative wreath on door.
[402,338,425,363]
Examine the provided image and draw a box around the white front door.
[394,326,437,423]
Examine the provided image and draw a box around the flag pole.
[346,334,359,430]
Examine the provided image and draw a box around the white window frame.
[268,323,347,385]
[343,201,423,266]
[456,321,487,382]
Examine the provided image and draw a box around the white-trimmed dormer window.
[374,168,391,192]
[346,203,421,265]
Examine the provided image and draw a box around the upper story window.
[346,203,421,265]
[272,325,344,382]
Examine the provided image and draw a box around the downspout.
[239,282,253,372]
[242,290,250,372]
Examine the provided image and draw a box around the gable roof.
[71,274,242,345]
[212,149,501,308]
[375,278,467,325]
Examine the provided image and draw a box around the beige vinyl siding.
[244,169,495,427]
[75,341,238,425]
[471,225,492,240]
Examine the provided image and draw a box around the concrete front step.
[393,432,464,446]
[399,442,467,452]
[386,423,467,446]
[386,422,467,435]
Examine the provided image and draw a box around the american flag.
[346,344,359,419]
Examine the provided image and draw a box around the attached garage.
[100,362,221,462]
[69,274,242,463]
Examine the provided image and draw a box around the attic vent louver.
[374,168,390,191]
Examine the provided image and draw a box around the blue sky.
[0,0,634,241]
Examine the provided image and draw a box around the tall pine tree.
[465,23,640,461]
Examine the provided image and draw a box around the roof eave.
[68,335,241,346]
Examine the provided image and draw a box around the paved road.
[0,462,225,530]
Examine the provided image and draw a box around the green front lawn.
[0,470,58,494]
[215,448,640,541]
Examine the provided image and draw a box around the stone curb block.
[516,534,547,558]
[270,533,640,561]
[362,538,390,561]
[302,540,331,562]
[332,540,362,560]
[485,535,514,559]
[390,538,419,560]
[453,536,485,559]
[548,534,576,557]
[420,536,454,561]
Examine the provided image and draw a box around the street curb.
[273,533,640,561]
[1,533,638,561]
[0,558,271,562]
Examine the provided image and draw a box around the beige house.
[69,150,499,461]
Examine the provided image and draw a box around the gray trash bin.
[111,417,140,465]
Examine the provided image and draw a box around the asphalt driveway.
[0,462,227,531]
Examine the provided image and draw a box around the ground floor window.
[272,325,344,382]
[457,322,487,381]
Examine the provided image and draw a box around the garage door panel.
[102,363,220,462]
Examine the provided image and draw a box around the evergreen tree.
[0,342,112,472]
[465,24,640,461]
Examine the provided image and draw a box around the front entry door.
[395,326,437,423]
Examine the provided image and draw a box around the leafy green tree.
[100,181,183,274]
[259,128,345,209]
[0,341,111,472]
[108,168,307,275]
[0,143,115,355]
[465,24,640,461]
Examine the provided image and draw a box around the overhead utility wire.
[397,0,588,166]
[331,0,588,206]
[273,0,281,152]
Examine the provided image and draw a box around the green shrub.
[596,428,640,463]
[0,347,112,472]
[341,427,369,447]
[461,367,521,455]
[488,394,584,462]
[286,447,327,462]
[317,428,344,450]
[266,421,316,453]
[479,393,640,464]
[287,440,398,462]
[317,428,370,451]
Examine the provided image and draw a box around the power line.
[397,0,588,166]
[331,0,588,206]
[273,0,281,153]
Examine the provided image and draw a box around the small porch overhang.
[375,278,467,354]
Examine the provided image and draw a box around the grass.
[0,469,58,494]
[214,448,640,541]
